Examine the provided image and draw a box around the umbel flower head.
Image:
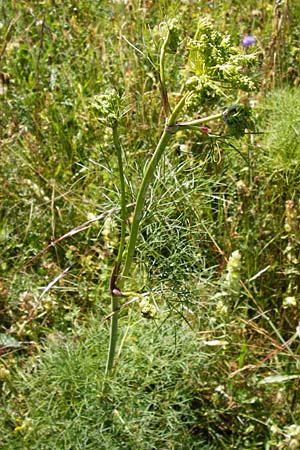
[185,20,257,110]
[90,89,130,128]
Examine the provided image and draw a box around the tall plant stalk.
[105,123,127,375]
[106,94,223,375]
[105,98,186,375]
[121,93,189,281]
[99,19,257,375]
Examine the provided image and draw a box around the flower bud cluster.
[90,89,127,127]
[224,250,242,293]
[282,200,300,309]
[185,20,257,111]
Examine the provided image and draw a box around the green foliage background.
[1,0,300,448]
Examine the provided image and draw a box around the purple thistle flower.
[242,35,256,47]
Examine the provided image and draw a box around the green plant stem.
[168,92,191,126]
[105,49,189,377]
[113,124,127,271]
[105,55,189,377]
[106,102,224,375]
[105,123,127,376]
[176,111,224,128]
[121,129,172,280]
[105,296,119,375]
[121,93,189,281]
[159,30,168,89]
[159,28,170,116]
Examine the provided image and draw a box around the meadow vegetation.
[1,0,300,448]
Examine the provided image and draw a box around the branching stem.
[121,92,190,281]
[106,99,225,375]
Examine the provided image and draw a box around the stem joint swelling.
[165,122,178,134]
[109,264,124,298]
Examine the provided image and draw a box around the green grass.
[0,317,290,449]
[259,87,300,172]
[2,0,300,448]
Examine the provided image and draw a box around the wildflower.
[139,298,157,319]
[226,250,241,278]
[216,299,228,316]
[224,250,241,294]
[242,35,256,47]
[236,180,248,194]
[283,296,297,309]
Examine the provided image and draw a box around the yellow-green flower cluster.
[186,20,257,110]
[139,297,157,319]
[90,89,128,128]
[224,250,241,292]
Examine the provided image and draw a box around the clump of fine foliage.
[0,318,289,449]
